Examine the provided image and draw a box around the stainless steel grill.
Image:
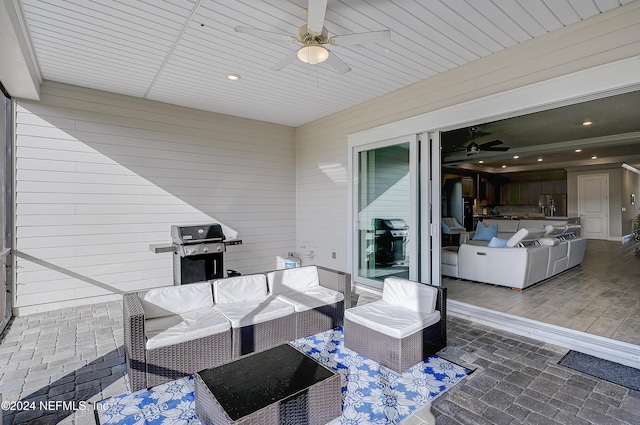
[171,223,241,285]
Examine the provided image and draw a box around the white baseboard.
[448,299,640,369]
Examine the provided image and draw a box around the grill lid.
[171,223,225,244]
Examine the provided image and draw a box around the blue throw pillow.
[488,236,508,247]
[472,221,498,241]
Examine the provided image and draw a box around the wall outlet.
[331,249,338,260]
[308,246,317,261]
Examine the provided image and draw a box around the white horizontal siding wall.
[296,2,640,271]
[14,82,295,313]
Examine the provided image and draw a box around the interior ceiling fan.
[452,127,511,156]
[234,0,391,74]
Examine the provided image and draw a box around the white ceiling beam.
[0,0,41,99]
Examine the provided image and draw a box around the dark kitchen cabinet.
[462,178,474,198]
[500,182,540,205]
[541,180,567,194]
[528,182,542,204]
[500,183,520,204]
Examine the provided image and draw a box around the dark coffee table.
[194,344,341,425]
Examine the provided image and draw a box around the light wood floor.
[442,239,640,345]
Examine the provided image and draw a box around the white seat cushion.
[345,301,441,339]
[441,247,459,266]
[276,287,344,312]
[212,274,268,303]
[139,282,213,319]
[266,266,320,294]
[145,307,230,350]
[382,277,438,314]
[214,296,295,327]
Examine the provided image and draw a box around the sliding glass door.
[353,136,418,289]
[0,83,12,334]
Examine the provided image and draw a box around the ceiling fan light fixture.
[297,44,329,64]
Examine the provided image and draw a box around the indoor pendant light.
[297,44,329,64]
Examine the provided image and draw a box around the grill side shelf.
[149,243,176,254]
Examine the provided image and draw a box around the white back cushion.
[212,274,268,304]
[266,266,320,294]
[483,219,520,233]
[139,282,213,319]
[382,277,438,314]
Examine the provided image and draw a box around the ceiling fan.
[456,127,511,156]
[234,0,391,74]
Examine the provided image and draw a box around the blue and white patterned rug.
[97,327,469,424]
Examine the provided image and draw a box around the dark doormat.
[559,350,640,391]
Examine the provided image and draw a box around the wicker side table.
[195,344,341,425]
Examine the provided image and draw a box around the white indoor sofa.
[443,218,587,290]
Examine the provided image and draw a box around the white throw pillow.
[382,277,438,314]
[212,274,268,303]
[139,282,213,319]
[266,266,320,294]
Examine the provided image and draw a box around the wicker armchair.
[343,277,446,373]
[123,283,232,392]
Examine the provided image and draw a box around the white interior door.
[577,173,609,239]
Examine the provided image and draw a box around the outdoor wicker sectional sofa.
[123,265,350,392]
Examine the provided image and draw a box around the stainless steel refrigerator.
[447,180,474,230]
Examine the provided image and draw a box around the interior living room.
[2,1,640,424]
[438,92,640,346]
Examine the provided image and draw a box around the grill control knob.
[217,245,222,252]
[202,247,209,253]
[186,248,196,255]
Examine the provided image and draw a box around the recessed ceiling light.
[513,155,520,159]
[592,155,598,159]
[537,158,543,162]
[226,73,241,80]
[501,165,507,168]
[478,160,484,164]
[582,121,593,126]
[575,149,582,152]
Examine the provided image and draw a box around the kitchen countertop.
[473,215,578,221]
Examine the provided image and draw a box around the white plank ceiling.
[16,0,635,127]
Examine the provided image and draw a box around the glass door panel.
[356,141,414,288]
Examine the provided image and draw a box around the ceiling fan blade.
[330,30,391,46]
[479,139,504,148]
[307,0,328,34]
[324,51,351,74]
[270,51,299,71]
[485,146,510,152]
[235,26,296,43]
